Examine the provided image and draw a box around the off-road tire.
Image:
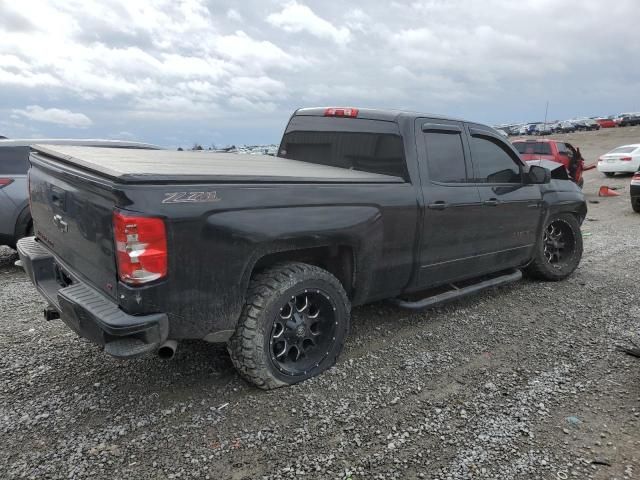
[228,262,350,389]
[525,213,583,281]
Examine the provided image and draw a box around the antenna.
[543,100,549,137]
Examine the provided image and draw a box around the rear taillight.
[113,210,167,285]
[324,107,359,118]
[621,156,632,162]
[0,178,14,188]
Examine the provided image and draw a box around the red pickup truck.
[512,139,585,188]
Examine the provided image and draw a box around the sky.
[1,0,639,148]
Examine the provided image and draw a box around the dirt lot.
[1,127,639,480]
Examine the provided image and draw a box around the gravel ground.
[1,128,639,479]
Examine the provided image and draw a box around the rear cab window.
[279,115,409,180]
[0,147,30,175]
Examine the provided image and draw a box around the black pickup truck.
[18,107,586,389]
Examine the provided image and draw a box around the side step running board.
[391,269,522,311]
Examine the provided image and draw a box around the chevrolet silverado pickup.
[18,107,586,389]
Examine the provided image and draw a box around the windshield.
[513,142,552,155]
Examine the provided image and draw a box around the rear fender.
[205,205,384,305]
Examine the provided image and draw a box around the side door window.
[469,135,522,184]
[424,130,468,183]
[557,142,576,161]
[556,142,568,154]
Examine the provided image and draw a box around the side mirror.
[528,165,551,184]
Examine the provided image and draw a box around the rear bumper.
[17,236,168,358]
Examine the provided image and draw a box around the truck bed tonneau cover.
[31,145,404,184]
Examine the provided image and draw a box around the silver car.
[0,139,161,248]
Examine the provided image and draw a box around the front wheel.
[525,213,583,281]
[228,262,350,389]
[604,172,615,178]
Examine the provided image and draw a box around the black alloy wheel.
[270,290,337,376]
[543,220,575,267]
[524,213,583,281]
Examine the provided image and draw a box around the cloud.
[214,31,300,69]
[0,2,35,32]
[267,1,351,45]
[12,106,93,128]
[226,9,242,22]
[0,0,638,147]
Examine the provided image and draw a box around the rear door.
[415,119,486,287]
[467,126,541,271]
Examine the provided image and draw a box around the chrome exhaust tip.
[158,340,177,360]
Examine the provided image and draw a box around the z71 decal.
[162,191,221,204]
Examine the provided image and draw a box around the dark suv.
[0,139,161,248]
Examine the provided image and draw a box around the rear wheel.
[604,172,615,178]
[525,213,583,281]
[632,198,640,213]
[228,262,350,389]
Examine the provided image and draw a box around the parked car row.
[496,112,640,137]
[614,113,640,127]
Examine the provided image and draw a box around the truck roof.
[31,145,404,184]
[295,107,465,123]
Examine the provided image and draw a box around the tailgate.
[29,155,119,300]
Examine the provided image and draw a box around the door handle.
[428,201,449,210]
[483,198,499,206]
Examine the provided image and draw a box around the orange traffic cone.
[598,186,620,197]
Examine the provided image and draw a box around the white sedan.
[597,144,640,177]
